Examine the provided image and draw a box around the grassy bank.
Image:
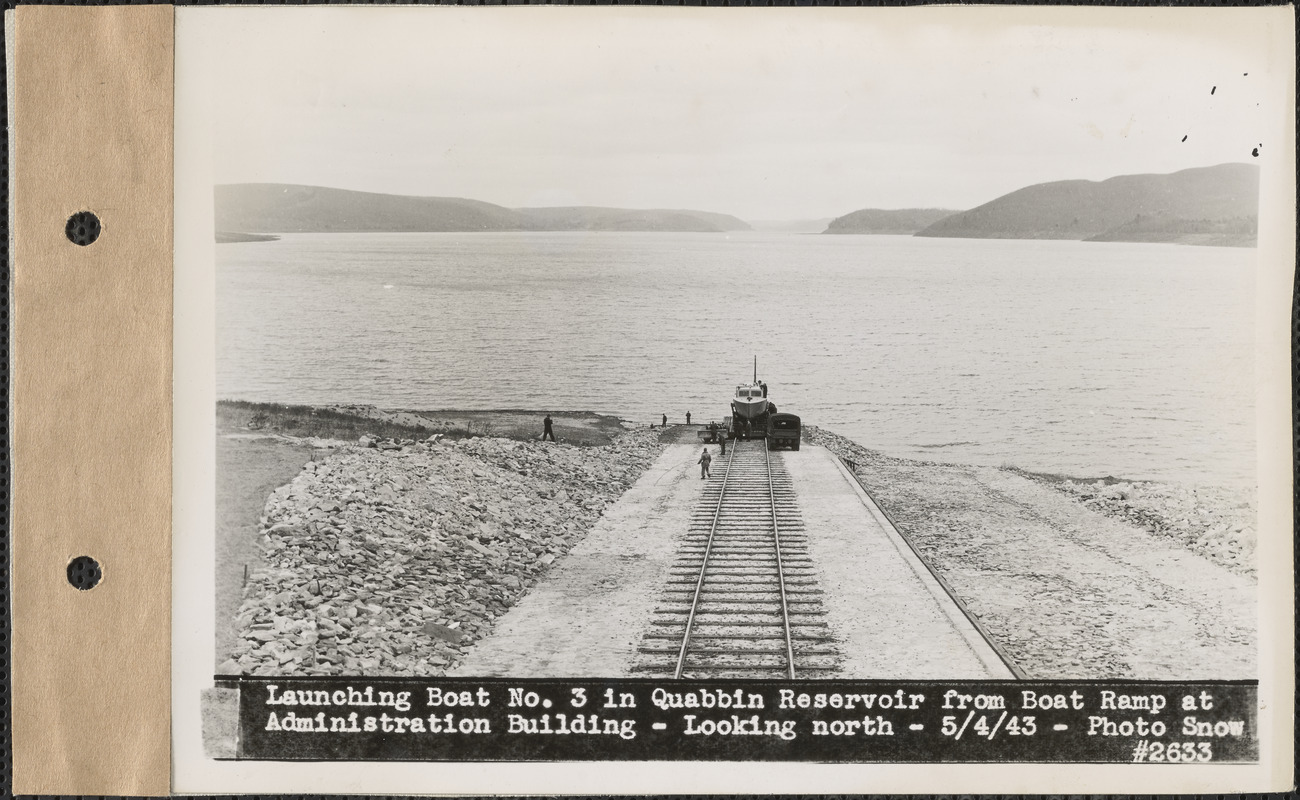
[219,400,438,441]
[218,400,630,446]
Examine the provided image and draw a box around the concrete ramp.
[451,443,706,677]
[453,441,1017,679]
[788,445,1015,679]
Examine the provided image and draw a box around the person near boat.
[698,448,712,479]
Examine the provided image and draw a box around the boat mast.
[753,355,757,384]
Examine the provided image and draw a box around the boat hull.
[731,397,769,420]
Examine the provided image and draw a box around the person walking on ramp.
[542,414,555,442]
[698,448,712,479]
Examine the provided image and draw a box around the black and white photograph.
[171,5,1293,793]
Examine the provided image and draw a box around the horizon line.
[214,160,1259,224]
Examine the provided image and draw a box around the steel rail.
[763,444,797,679]
[673,439,739,679]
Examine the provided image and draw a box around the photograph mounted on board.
[171,4,1293,792]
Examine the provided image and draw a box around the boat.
[731,356,774,422]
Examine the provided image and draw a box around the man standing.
[686,411,692,425]
[697,448,712,479]
[542,414,555,442]
[662,413,667,428]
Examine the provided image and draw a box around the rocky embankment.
[223,429,664,676]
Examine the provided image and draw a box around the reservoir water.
[216,232,1256,486]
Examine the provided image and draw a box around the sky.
[185,6,1286,221]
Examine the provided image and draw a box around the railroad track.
[634,440,839,679]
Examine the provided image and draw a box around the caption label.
[228,678,1258,762]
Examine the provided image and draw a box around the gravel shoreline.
[806,427,1256,577]
[805,426,1255,679]
[1025,474,1255,576]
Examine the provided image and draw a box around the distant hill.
[915,163,1259,246]
[215,184,528,233]
[215,184,749,234]
[215,231,280,244]
[823,208,959,235]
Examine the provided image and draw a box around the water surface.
[217,232,1255,486]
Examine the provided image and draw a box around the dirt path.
[451,443,706,676]
[215,436,316,667]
